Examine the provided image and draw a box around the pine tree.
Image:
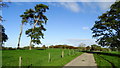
[91,1,120,51]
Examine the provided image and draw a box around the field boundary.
[81,51,120,57]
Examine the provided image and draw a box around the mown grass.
[102,51,120,54]
[100,55,120,68]
[94,52,120,68]
[94,54,112,68]
[2,49,82,67]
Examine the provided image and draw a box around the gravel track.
[63,53,97,68]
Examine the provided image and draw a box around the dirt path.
[63,53,97,68]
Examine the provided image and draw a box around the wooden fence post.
[69,49,71,55]
[19,56,22,68]
[48,52,51,62]
[73,49,75,55]
[62,50,64,58]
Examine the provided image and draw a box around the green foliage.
[91,1,120,51]
[90,44,102,51]
[26,27,46,45]
[49,45,79,49]
[101,48,109,51]
[20,4,49,25]
[0,24,8,45]
[0,3,9,45]
[42,45,46,49]
[0,16,5,22]
[86,46,91,51]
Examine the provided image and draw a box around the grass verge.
[94,53,120,68]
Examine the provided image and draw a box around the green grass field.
[2,49,82,66]
[94,52,120,68]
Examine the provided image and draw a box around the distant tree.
[101,48,109,51]
[18,4,49,50]
[49,45,54,48]
[90,44,101,51]
[79,43,86,47]
[42,45,46,49]
[109,46,118,51]
[23,46,29,49]
[91,1,120,51]
[96,46,101,51]
[78,43,86,51]
[90,44,98,51]
[86,46,91,51]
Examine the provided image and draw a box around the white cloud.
[13,2,35,6]
[3,0,116,13]
[81,2,114,12]
[59,2,80,13]
[96,2,114,11]
[48,2,116,13]
[47,2,81,13]
[82,27,89,30]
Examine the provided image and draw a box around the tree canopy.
[0,24,8,45]
[91,1,120,51]
[20,4,49,50]
[20,4,49,26]
[0,2,8,46]
[25,27,46,45]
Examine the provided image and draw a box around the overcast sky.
[2,1,116,47]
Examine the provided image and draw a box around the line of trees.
[2,44,110,52]
[49,45,79,49]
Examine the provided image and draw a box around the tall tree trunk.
[17,24,23,49]
[28,16,40,50]
[29,23,36,50]
[29,37,32,50]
